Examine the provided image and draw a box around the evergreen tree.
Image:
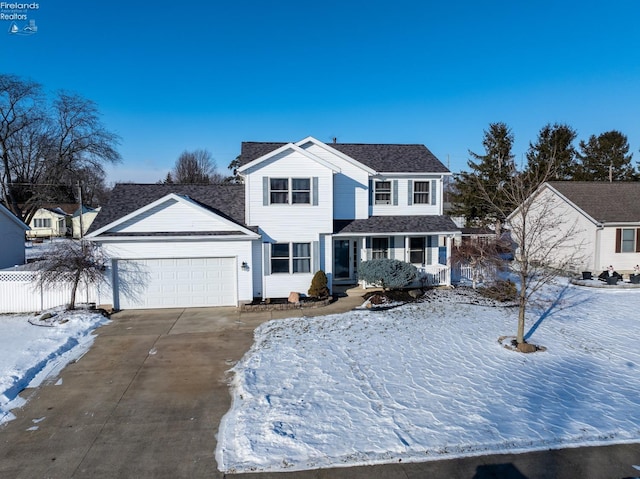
[575,130,636,181]
[525,123,577,186]
[450,122,516,227]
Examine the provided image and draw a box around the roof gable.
[90,194,255,237]
[0,203,29,231]
[238,139,449,174]
[87,184,251,236]
[547,182,640,224]
[237,142,341,174]
[295,136,376,174]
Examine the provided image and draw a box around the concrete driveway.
[1,299,639,478]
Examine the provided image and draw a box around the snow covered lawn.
[216,280,640,473]
[0,309,109,425]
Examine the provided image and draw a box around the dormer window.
[374,181,391,205]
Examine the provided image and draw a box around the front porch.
[331,235,454,289]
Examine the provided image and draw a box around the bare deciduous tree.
[170,149,224,184]
[35,240,107,310]
[0,75,120,223]
[473,160,585,346]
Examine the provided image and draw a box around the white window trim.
[270,242,312,274]
[372,237,389,259]
[413,181,430,205]
[269,177,312,205]
[374,181,392,205]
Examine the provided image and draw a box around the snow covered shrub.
[308,270,329,298]
[358,259,417,290]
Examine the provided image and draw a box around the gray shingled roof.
[548,182,640,223]
[334,216,459,235]
[239,141,449,173]
[88,183,248,235]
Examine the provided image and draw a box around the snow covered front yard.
[216,280,640,473]
[0,309,109,425]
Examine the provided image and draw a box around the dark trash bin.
[606,276,618,285]
[631,275,640,284]
[582,271,592,280]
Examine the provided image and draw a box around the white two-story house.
[86,137,460,309]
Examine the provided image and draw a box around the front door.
[334,239,357,283]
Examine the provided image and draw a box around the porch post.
[445,235,452,286]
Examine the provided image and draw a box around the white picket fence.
[0,270,102,313]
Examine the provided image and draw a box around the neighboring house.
[509,182,640,275]
[86,136,460,309]
[0,203,30,269]
[26,205,74,239]
[72,206,101,239]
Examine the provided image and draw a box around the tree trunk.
[69,270,82,310]
[517,289,526,343]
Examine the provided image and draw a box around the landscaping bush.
[308,270,329,298]
[358,259,418,290]
[478,280,517,302]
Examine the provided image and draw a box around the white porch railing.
[359,265,450,289]
[0,270,101,313]
[416,265,450,287]
[451,264,497,285]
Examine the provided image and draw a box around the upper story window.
[34,218,52,228]
[270,178,289,204]
[291,179,310,204]
[413,181,430,204]
[375,181,391,205]
[269,178,311,205]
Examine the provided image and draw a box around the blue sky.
[2,1,640,184]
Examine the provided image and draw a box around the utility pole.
[77,181,84,239]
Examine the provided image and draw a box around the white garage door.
[115,257,237,309]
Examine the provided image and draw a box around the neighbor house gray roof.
[239,142,450,173]
[548,182,640,224]
[88,183,248,234]
[334,216,460,235]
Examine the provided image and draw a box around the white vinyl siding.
[110,198,242,234]
[245,150,333,239]
[299,141,370,220]
[371,178,443,216]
